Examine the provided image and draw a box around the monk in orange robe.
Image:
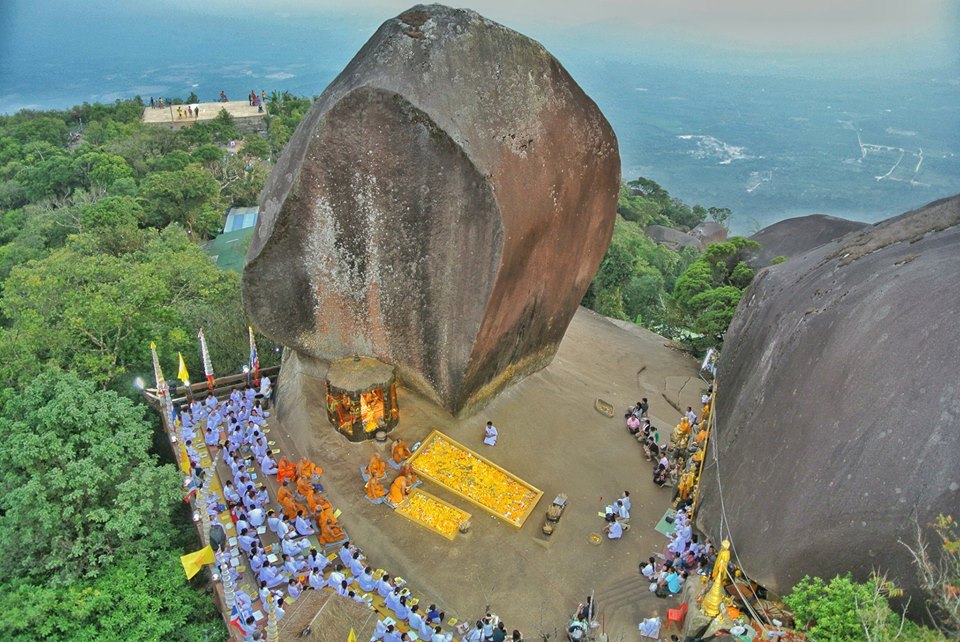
[277,457,297,484]
[297,475,320,512]
[399,461,418,486]
[387,475,409,505]
[298,457,322,480]
[278,481,306,519]
[391,438,412,464]
[364,476,386,501]
[365,452,386,480]
[319,516,345,545]
[277,481,293,506]
[314,493,332,514]
[315,503,337,529]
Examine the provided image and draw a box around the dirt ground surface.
[269,307,705,638]
[141,100,264,125]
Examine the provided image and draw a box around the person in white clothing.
[483,421,498,446]
[294,512,316,536]
[638,614,660,639]
[604,520,623,540]
[358,567,377,592]
[308,568,325,591]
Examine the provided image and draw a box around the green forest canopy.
[0,94,756,638]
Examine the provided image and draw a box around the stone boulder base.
[697,195,960,602]
[243,4,620,415]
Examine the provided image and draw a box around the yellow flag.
[179,442,191,475]
[347,628,357,642]
[177,352,190,385]
[180,545,215,579]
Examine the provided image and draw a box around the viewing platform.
[141,100,267,133]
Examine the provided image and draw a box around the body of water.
[2,0,958,234]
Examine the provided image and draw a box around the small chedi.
[243,4,620,415]
[697,195,960,603]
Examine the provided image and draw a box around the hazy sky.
[151,0,957,52]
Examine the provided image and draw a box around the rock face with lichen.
[243,4,620,415]
[697,195,960,601]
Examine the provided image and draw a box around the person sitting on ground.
[386,587,402,612]
[391,438,412,464]
[327,563,346,588]
[615,499,630,520]
[364,475,387,501]
[604,519,624,540]
[653,464,669,487]
[308,566,325,590]
[642,436,657,462]
[395,595,410,619]
[365,452,387,480]
[298,457,322,484]
[283,553,307,576]
[384,625,402,642]
[408,604,425,633]
[319,516,345,545]
[247,505,266,528]
[426,604,444,624]
[619,490,632,513]
[260,449,279,475]
[467,621,484,642]
[638,613,660,639]
[377,574,394,598]
[358,566,377,592]
[348,550,365,577]
[626,412,641,434]
[282,530,310,557]
[641,557,657,580]
[483,421,498,446]
[387,474,410,505]
[277,456,297,484]
[399,461,419,487]
[298,473,320,512]
[287,578,303,600]
[294,510,316,536]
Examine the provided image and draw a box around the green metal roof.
[204,227,254,273]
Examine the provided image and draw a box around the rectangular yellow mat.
[408,430,543,528]
[394,488,472,540]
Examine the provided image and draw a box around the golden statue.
[702,539,731,617]
[712,539,731,581]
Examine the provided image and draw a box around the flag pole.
[198,328,215,393]
[248,326,260,387]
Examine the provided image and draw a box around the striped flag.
[149,341,166,394]
[248,326,260,386]
[198,328,214,391]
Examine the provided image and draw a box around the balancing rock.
[244,4,619,415]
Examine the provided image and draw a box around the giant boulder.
[697,195,960,602]
[747,214,868,267]
[243,4,620,415]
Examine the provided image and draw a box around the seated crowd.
[180,379,484,642]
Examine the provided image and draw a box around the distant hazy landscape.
[2,0,958,233]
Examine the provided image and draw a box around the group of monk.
[363,438,417,506]
[273,455,349,545]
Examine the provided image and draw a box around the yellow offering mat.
[394,488,471,540]
[408,430,543,528]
